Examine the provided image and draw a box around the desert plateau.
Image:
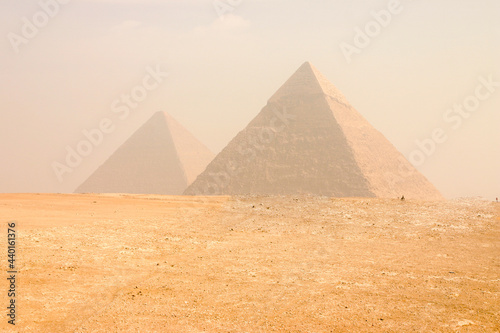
[1,193,498,332]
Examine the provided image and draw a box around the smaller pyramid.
[75,112,214,195]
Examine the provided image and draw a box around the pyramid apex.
[296,61,318,75]
[269,62,349,104]
[152,110,169,118]
[149,111,176,125]
[296,61,316,74]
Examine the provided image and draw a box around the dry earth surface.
[0,193,499,332]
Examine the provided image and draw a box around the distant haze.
[0,0,499,199]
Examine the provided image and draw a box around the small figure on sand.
[401,195,405,201]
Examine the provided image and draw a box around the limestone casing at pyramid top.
[268,61,350,106]
[162,112,215,185]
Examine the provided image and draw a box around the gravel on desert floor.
[0,194,499,332]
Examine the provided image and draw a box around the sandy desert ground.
[0,193,499,332]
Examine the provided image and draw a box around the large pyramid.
[76,111,214,195]
[184,62,443,199]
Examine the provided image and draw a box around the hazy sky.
[1,0,499,199]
